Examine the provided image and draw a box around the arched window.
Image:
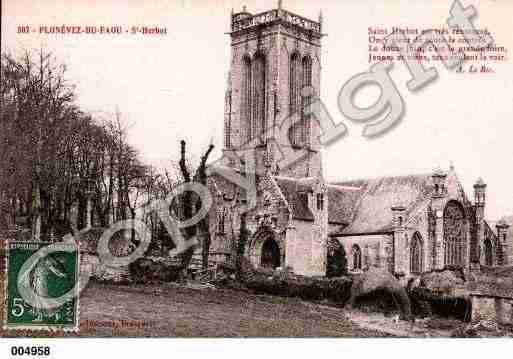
[289,52,302,147]
[352,244,362,270]
[443,200,467,267]
[217,208,226,234]
[316,193,324,210]
[242,56,252,141]
[224,90,232,149]
[301,56,312,147]
[252,53,266,143]
[484,238,493,266]
[410,232,423,273]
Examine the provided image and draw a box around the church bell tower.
[223,2,323,179]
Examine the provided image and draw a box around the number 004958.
[10,346,50,356]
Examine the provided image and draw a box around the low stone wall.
[471,296,513,326]
[80,253,131,283]
[496,298,513,325]
[469,274,513,327]
[471,296,497,325]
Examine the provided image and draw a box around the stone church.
[204,4,510,279]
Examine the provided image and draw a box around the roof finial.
[278,0,283,10]
[497,218,509,228]
[449,160,454,171]
[318,9,323,24]
[433,166,445,177]
[475,177,486,187]
[242,5,247,12]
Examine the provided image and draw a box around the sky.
[3,0,513,220]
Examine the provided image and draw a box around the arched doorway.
[443,200,467,267]
[261,238,281,269]
[484,238,493,266]
[410,232,423,274]
[248,228,283,269]
[327,237,347,277]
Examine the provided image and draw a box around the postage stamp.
[4,241,79,331]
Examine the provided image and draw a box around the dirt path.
[344,310,455,337]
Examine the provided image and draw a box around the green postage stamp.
[4,241,80,331]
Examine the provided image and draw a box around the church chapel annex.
[203,3,510,279]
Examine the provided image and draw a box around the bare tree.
[176,140,214,276]
[1,50,75,239]
[1,50,148,245]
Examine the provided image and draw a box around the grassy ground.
[1,281,390,337]
[4,280,510,337]
[78,282,391,337]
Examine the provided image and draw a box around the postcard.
[1,0,513,357]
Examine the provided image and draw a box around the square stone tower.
[223,3,324,179]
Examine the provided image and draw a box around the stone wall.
[470,295,513,327]
[287,219,325,276]
[471,296,497,326]
[495,297,513,325]
[469,275,513,327]
[339,234,388,273]
[80,253,131,283]
[284,179,327,276]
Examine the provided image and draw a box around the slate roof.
[274,176,316,222]
[274,176,361,225]
[269,167,491,237]
[332,174,435,234]
[327,184,362,224]
[273,173,440,231]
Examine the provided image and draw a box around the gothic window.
[298,192,308,208]
[242,55,252,141]
[224,91,232,149]
[410,232,423,273]
[301,56,312,147]
[484,238,493,266]
[352,244,362,270]
[252,53,266,143]
[443,200,467,267]
[316,193,324,210]
[217,208,226,234]
[289,52,302,147]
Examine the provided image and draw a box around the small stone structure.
[468,273,513,327]
[78,227,133,283]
